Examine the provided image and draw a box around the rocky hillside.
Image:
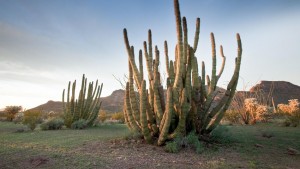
[30,81,300,113]
[249,81,300,105]
[100,89,124,112]
[30,89,125,113]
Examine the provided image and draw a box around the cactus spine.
[62,74,103,128]
[123,0,242,146]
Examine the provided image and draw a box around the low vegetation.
[277,99,300,127]
[22,110,42,131]
[0,122,299,168]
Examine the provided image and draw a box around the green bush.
[165,140,180,153]
[22,110,42,130]
[71,119,88,129]
[284,113,300,127]
[210,125,235,144]
[187,132,204,154]
[40,118,64,130]
[164,133,204,153]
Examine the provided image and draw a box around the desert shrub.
[23,110,42,130]
[283,113,300,127]
[165,140,180,153]
[98,111,107,123]
[0,111,6,121]
[48,111,63,118]
[40,111,63,122]
[230,83,274,125]
[243,98,272,124]
[210,125,235,144]
[40,118,64,130]
[111,112,125,123]
[223,110,241,124]
[4,106,22,121]
[71,119,88,129]
[165,133,204,153]
[187,132,204,153]
[278,99,300,127]
[13,112,24,124]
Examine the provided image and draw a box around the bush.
[210,125,235,144]
[111,112,125,123]
[223,110,241,124]
[23,110,42,130]
[4,106,22,121]
[0,111,6,121]
[187,132,204,153]
[165,140,180,153]
[164,133,204,154]
[278,99,300,127]
[98,111,107,123]
[13,112,24,124]
[40,118,64,130]
[284,114,300,127]
[71,119,88,129]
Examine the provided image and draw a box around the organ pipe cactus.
[123,0,242,146]
[62,74,103,128]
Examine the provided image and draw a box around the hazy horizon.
[1,0,300,109]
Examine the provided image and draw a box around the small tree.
[4,106,22,121]
[23,110,42,130]
[98,111,107,123]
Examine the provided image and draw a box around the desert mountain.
[249,81,300,105]
[30,81,300,113]
[30,89,125,113]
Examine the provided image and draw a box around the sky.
[0,0,300,109]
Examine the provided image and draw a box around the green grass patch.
[0,122,299,169]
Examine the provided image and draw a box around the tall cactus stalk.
[62,74,103,128]
[123,0,242,146]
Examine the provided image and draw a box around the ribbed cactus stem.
[173,0,184,90]
[201,61,207,99]
[158,87,173,146]
[209,33,217,94]
[164,41,170,77]
[227,33,242,89]
[125,82,140,132]
[124,29,141,89]
[193,18,200,52]
[217,45,226,81]
[182,17,188,65]
[140,80,152,143]
[139,50,144,81]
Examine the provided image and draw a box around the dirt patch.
[72,139,248,168]
[29,157,49,167]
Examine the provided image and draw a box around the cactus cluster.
[123,0,242,145]
[62,74,103,128]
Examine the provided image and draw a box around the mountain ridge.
[29,81,300,113]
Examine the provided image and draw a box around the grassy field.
[0,122,299,169]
